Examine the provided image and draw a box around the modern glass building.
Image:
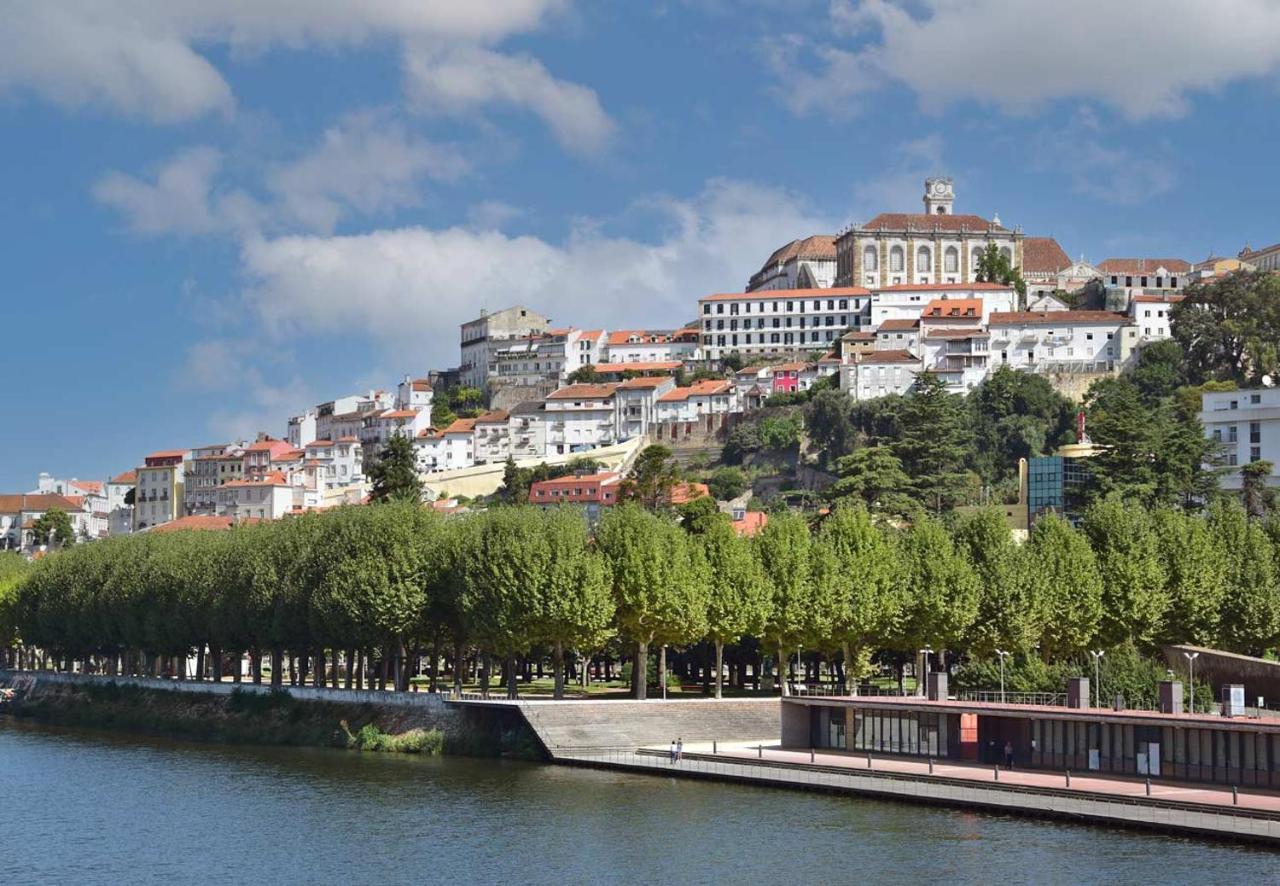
[1027,455,1093,527]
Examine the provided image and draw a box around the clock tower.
[923,177,954,215]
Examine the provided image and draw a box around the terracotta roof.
[109,470,137,485]
[700,286,871,303]
[0,493,82,513]
[841,330,875,341]
[1020,237,1072,274]
[151,515,262,533]
[922,298,982,319]
[617,376,675,389]
[878,282,1012,293]
[772,361,810,372]
[530,472,621,491]
[245,439,289,453]
[445,418,477,435]
[658,380,733,402]
[670,482,710,505]
[857,213,1005,233]
[988,310,1131,326]
[145,449,188,460]
[224,471,291,488]
[859,350,920,364]
[925,328,990,339]
[305,439,335,447]
[381,410,419,420]
[594,361,684,374]
[1132,294,1186,304]
[475,410,510,424]
[606,330,674,345]
[877,319,920,332]
[70,480,104,495]
[732,511,768,537]
[1097,258,1191,274]
[546,384,620,400]
[336,436,359,443]
[411,379,433,391]
[275,449,305,461]
[756,235,837,272]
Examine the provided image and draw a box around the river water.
[2,720,1276,884]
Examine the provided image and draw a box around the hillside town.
[4,178,1278,554]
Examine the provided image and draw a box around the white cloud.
[778,0,1280,120]
[267,111,469,233]
[1034,134,1178,207]
[0,1,575,123]
[237,179,835,367]
[92,147,263,236]
[404,44,616,153]
[180,338,314,440]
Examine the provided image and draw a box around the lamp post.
[995,649,1010,704]
[1184,651,1200,713]
[1089,650,1105,708]
[919,646,933,697]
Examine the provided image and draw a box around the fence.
[955,690,1065,706]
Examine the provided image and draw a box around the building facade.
[134,450,187,531]
[1200,387,1280,490]
[459,305,551,389]
[698,287,872,363]
[746,235,837,292]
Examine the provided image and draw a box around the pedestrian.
[676,737,684,762]
[1004,740,1014,770]
[670,739,676,764]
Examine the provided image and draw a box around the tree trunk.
[658,645,667,697]
[480,653,491,699]
[714,640,725,699]
[779,645,790,697]
[270,648,283,689]
[842,642,853,694]
[429,631,440,693]
[553,640,565,700]
[251,648,262,685]
[507,654,519,700]
[453,642,464,695]
[634,641,648,700]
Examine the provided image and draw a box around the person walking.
[669,739,676,764]
[676,737,684,763]
[1004,740,1014,770]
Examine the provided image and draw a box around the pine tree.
[892,372,974,511]
[367,434,423,503]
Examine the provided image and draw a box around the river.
[2,720,1276,884]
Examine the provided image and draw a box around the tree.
[954,507,1037,657]
[892,372,974,510]
[1082,498,1168,648]
[805,389,857,463]
[1173,271,1280,385]
[757,511,816,696]
[619,445,681,509]
[1084,377,1160,502]
[367,434,423,504]
[30,508,75,547]
[1210,500,1280,655]
[596,505,708,699]
[676,495,724,535]
[1242,460,1276,519]
[722,423,762,465]
[566,365,602,384]
[892,514,979,661]
[1027,515,1102,660]
[1152,508,1224,647]
[974,242,1027,299]
[722,351,744,372]
[826,446,914,516]
[708,466,748,502]
[1129,339,1188,403]
[967,365,1073,487]
[814,504,900,688]
[758,414,803,452]
[701,519,770,698]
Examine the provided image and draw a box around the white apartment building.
[287,411,317,448]
[489,328,605,386]
[28,474,108,539]
[507,401,548,462]
[746,235,837,292]
[875,318,920,351]
[655,380,737,423]
[870,283,1016,327]
[543,384,620,455]
[473,411,511,465]
[106,470,135,535]
[1129,294,1183,342]
[395,376,434,412]
[698,286,873,363]
[134,450,187,531]
[614,376,676,440]
[1097,258,1190,297]
[313,390,394,443]
[986,311,1138,374]
[834,179,1023,289]
[919,328,991,394]
[415,418,476,473]
[216,472,294,521]
[184,442,245,515]
[301,437,363,489]
[360,408,431,456]
[0,493,93,550]
[460,305,551,389]
[840,350,923,401]
[602,330,699,365]
[1200,387,1280,490]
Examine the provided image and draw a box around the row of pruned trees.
[4,498,1280,697]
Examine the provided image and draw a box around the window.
[1251,447,1263,463]
[890,246,905,272]
[1228,426,1238,443]
[916,246,931,273]
[863,245,878,271]
[1252,394,1262,405]
[945,247,959,273]
[1252,422,1262,444]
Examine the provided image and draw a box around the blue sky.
[3,1,1280,489]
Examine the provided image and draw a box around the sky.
[3,0,1280,490]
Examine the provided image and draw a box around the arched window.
[945,246,959,273]
[971,248,983,270]
[863,244,878,272]
[916,246,931,273]
[889,246,905,272]
[1000,246,1013,262]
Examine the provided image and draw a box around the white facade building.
[473,411,512,465]
[1200,387,1280,490]
[217,472,294,521]
[698,286,872,363]
[543,384,620,455]
[489,328,605,386]
[459,305,550,389]
[746,235,837,292]
[106,470,135,536]
[1129,294,1183,342]
[840,350,923,401]
[654,380,737,423]
[614,376,676,440]
[415,419,476,473]
[395,377,434,412]
[602,330,699,365]
[507,401,548,462]
[986,311,1138,374]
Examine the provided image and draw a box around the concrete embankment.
[0,671,537,757]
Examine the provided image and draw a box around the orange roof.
[109,470,137,485]
[732,511,768,537]
[70,480,103,495]
[754,235,837,274]
[336,436,359,443]
[658,380,733,401]
[877,318,920,331]
[857,212,1005,234]
[922,298,982,318]
[700,286,871,303]
[988,310,1130,326]
[771,361,810,372]
[224,471,291,488]
[546,383,620,400]
[594,361,684,374]
[410,379,432,391]
[670,482,710,505]
[381,409,419,419]
[617,376,675,389]
[1098,258,1191,274]
[859,349,920,365]
[275,449,305,460]
[476,410,510,424]
[306,439,335,447]
[606,330,674,345]
[145,449,187,460]
[879,282,1011,293]
[0,493,82,513]
[1132,294,1186,304]
[151,515,237,533]
[1021,237,1072,274]
[445,418,476,434]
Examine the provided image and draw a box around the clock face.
[933,181,947,196]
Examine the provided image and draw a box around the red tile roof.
[859,350,920,364]
[879,281,1012,293]
[70,480,104,495]
[475,410,510,424]
[670,482,710,505]
[0,494,83,513]
[151,515,238,533]
[755,235,837,272]
[617,376,675,389]
[381,410,419,420]
[658,379,734,402]
[606,330,675,345]
[877,318,920,332]
[546,383,620,400]
[1097,258,1191,274]
[732,511,768,537]
[922,298,982,319]
[988,310,1131,326]
[700,286,871,303]
[858,212,1005,233]
[1020,237,1072,274]
[1132,294,1186,304]
[444,418,477,435]
[109,470,137,485]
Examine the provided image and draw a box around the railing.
[956,691,1065,706]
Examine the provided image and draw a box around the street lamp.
[1184,651,1200,713]
[995,649,1010,704]
[1089,650,1105,708]
[919,647,933,697]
